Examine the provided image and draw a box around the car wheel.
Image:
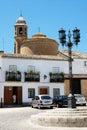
[32,104,33,108]
[83,104,86,106]
[50,106,53,109]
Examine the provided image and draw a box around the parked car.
[74,94,86,106]
[31,95,54,109]
[53,95,68,107]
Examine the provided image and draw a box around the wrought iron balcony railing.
[5,71,21,81]
[24,72,40,82]
[49,72,64,82]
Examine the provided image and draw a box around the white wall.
[1,57,87,81]
[72,59,87,74]
[22,82,64,102]
[1,57,69,82]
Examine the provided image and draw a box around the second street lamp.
[58,27,80,108]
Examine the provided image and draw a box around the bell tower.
[14,15,28,54]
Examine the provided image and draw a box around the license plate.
[44,101,50,103]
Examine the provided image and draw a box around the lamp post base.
[68,93,76,108]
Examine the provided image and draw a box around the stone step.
[30,108,87,127]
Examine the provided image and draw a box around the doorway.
[4,86,22,105]
[72,78,81,94]
[13,87,17,104]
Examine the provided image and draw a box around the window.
[9,65,17,72]
[27,65,35,72]
[84,61,87,66]
[28,88,35,98]
[39,88,48,95]
[53,88,60,97]
[52,67,60,73]
[19,27,23,35]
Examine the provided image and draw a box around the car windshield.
[57,95,67,99]
[41,96,51,100]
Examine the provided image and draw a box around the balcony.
[5,71,21,81]
[24,72,40,82]
[49,72,64,82]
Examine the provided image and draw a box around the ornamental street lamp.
[58,27,80,108]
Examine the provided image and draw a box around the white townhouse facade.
[0,15,87,106]
[0,53,69,105]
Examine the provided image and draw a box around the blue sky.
[0,0,87,53]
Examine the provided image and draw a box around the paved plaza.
[0,106,87,130]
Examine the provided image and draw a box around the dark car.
[53,95,68,107]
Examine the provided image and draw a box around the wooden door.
[72,78,81,94]
[17,87,22,104]
[4,87,13,105]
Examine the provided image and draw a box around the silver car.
[31,95,54,109]
[74,94,86,106]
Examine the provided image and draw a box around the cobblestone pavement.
[0,106,55,130]
[0,107,42,130]
[0,106,87,130]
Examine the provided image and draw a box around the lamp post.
[58,27,80,108]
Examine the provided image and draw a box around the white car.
[74,94,86,106]
[31,95,54,109]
